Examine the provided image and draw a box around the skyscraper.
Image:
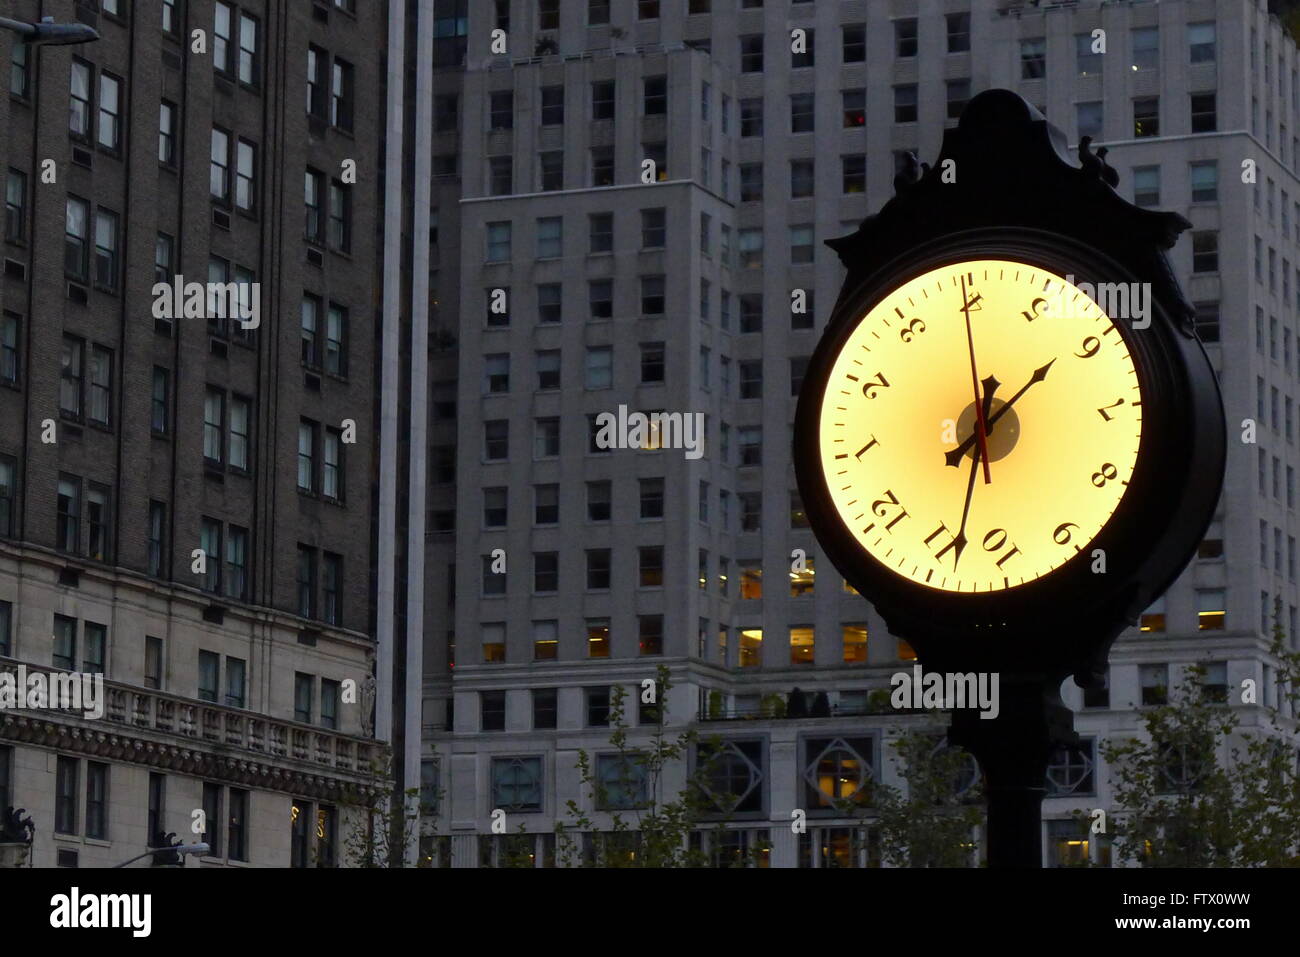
[399,0,1296,868]
[0,0,385,867]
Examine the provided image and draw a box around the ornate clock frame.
[793,90,1226,866]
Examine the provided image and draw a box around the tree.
[338,747,441,868]
[838,723,985,867]
[551,664,730,867]
[1100,601,1300,866]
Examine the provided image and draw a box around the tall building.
[399,0,1298,868]
[0,0,385,867]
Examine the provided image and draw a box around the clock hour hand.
[944,358,1056,467]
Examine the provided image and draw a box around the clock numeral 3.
[862,372,890,399]
[899,318,927,343]
[1091,463,1119,487]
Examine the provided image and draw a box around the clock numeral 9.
[1091,463,1118,487]
[1052,521,1079,545]
[1074,336,1101,359]
[862,371,890,399]
[899,318,926,343]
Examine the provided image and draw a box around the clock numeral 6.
[1074,336,1101,359]
[899,318,926,343]
[862,371,890,399]
[1090,463,1118,487]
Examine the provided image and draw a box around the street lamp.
[112,842,210,868]
[0,15,100,45]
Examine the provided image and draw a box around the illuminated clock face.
[817,259,1143,593]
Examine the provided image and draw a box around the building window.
[1197,589,1225,630]
[1133,166,1159,207]
[740,35,763,73]
[227,789,248,861]
[235,139,257,213]
[641,208,666,248]
[895,18,917,58]
[1190,93,1216,133]
[297,546,317,618]
[1134,97,1159,137]
[331,58,353,131]
[586,549,611,590]
[1131,26,1159,72]
[56,757,79,834]
[92,209,119,291]
[53,615,77,670]
[86,485,111,562]
[480,691,506,732]
[97,73,121,150]
[699,740,764,814]
[328,181,351,252]
[947,13,970,53]
[1190,161,1217,202]
[10,40,29,98]
[0,456,16,538]
[1020,38,1046,79]
[304,168,324,242]
[537,217,562,259]
[3,169,23,245]
[298,419,319,491]
[1188,22,1216,64]
[1139,664,1168,706]
[224,526,248,601]
[492,757,542,811]
[1192,231,1217,273]
[843,154,866,193]
[894,85,917,123]
[145,636,163,690]
[791,93,814,133]
[843,24,865,63]
[56,476,80,553]
[1139,595,1165,633]
[200,519,221,592]
[295,672,314,722]
[198,650,220,701]
[65,197,89,281]
[69,59,92,139]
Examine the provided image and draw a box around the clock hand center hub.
[955,398,1020,463]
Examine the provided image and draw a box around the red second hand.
[960,275,993,484]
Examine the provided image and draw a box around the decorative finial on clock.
[1095,146,1120,188]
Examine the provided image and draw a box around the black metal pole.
[947,674,1077,868]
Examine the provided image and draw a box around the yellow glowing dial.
[818,259,1143,593]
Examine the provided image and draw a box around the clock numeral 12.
[868,489,909,532]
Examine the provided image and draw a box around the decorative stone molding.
[0,662,389,802]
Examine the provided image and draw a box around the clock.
[818,257,1140,595]
[794,91,1225,686]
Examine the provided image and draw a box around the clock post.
[794,90,1226,868]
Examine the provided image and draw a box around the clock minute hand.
[944,357,1056,467]
[945,375,999,572]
